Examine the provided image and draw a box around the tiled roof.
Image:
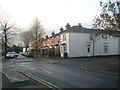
[49,30,66,38]
[66,26,94,33]
[42,26,95,41]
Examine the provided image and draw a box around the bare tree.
[20,30,31,52]
[29,17,45,58]
[90,32,100,56]
[0,18,15,58]
[93,0,120,37]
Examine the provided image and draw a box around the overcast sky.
[0,0,101,33]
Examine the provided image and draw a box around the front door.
[87,45,91,57]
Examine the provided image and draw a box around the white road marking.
[39,67,51,73]
[17,69,62,90]
[20,66,51,74]
[86,74,104,81]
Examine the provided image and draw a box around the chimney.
[78,23,82,27]
[60,27,64,32]
[52,31,55,36]
[65,23,70,29]
[46,35,48,39]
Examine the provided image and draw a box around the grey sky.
[0,0,102,33]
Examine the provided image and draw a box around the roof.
[66,26,94,33]
[42,26,95,41]
[50,30,66,38]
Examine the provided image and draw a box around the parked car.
[6,52,18,58]
[21,52,34,57]
[27,52,34,57]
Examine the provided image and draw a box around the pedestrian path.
[2,68,29,83]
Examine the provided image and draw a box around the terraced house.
[40,23,120,57]
[41,30,62,57]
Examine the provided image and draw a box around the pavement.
[2,71,48,89]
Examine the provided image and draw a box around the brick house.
[41,31,62,57]
[40,23,120,57]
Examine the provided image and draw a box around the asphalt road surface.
[2,54,119,88]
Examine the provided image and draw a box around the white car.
[6,52,18,58]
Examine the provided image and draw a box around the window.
[47,41,49,44]
[87,45,90,52]
[58,40,59,43]
[104,45,108,53]
[62,36,64,41]
[64,46,66,51]
[64,35,66,41]
[89,36,93,40]
[52,39,54,43]
[63,34,66,41]
[102,36,107,39]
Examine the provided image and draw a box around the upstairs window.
[63,34,66,41]
[52,39,54,43]
[102,35,107,40]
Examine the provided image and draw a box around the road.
[2,54,119,88]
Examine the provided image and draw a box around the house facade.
[41,31,62,57]
[40,23,120,57]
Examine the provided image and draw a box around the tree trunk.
[93,40,95,56]
[4,29,7,58]
[35,42,38,58]
[35,27,38,58]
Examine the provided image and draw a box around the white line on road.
[39,67,51,73]
[17,69,62,90]
[21,66,51,74]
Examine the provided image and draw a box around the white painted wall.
[60,32,119,57]
[68,32,119,57]
[93,37,119,56]
[68,33,90,57]
[60,33,69,57]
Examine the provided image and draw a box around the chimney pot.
[46,35,48,39]
[78,23,82,27]
[52,31,55,36]
[60,27,64,32]
[65,23,70,29]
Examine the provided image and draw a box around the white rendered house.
[60,24,120,57]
